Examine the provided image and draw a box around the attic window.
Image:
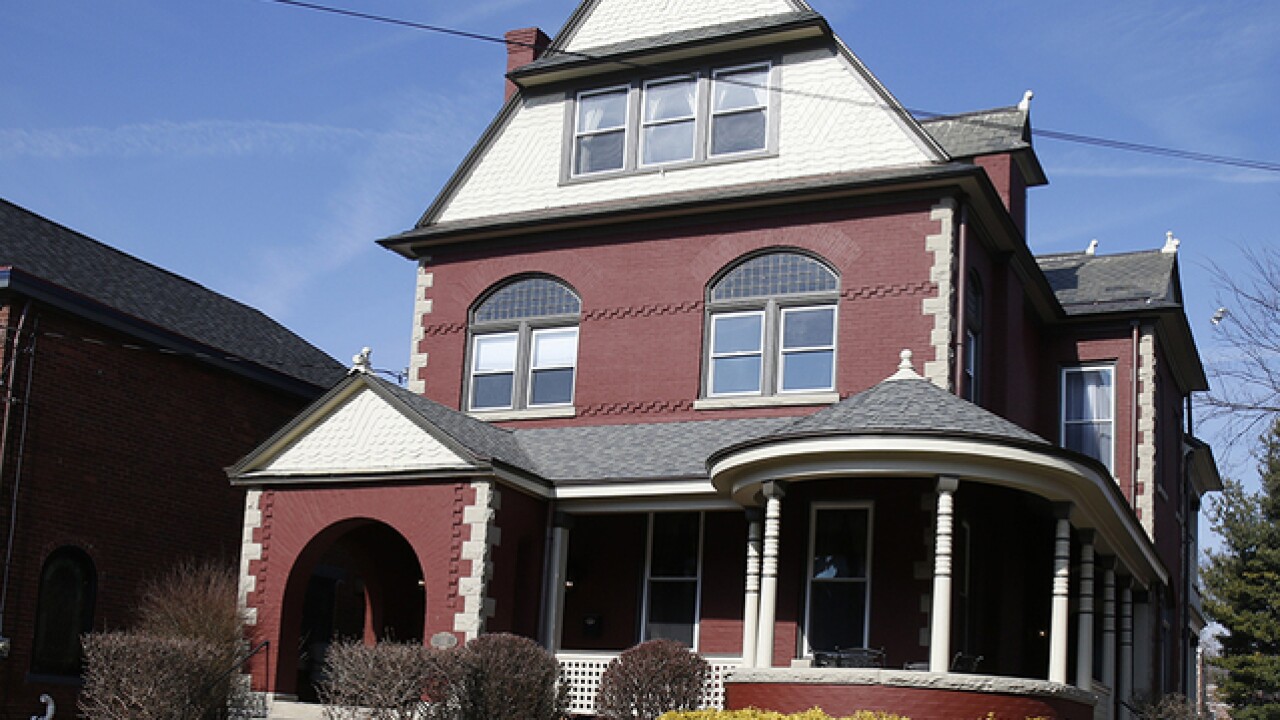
[574,86,629,175]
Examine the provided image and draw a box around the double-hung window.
[711,64,770,157]
[706,251,839,398]
[962,271,983,403]
[805,504,872,654]
[641,75,698,166]
[1061,365,1115,472]
[573,86,629,175]
[642,512,703,648]
[468,277,581,412]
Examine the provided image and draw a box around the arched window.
[468,276,581,412]
[963,270,983,403]
[705,251,839,397]
[31,547,96,676]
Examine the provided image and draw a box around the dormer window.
[568,62,774,179]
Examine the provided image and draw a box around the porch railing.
[556,651,742,715]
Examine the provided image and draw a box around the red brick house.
[0,199,344,719]
[230,1,1220,718]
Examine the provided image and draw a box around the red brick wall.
[415,201,944,424]
[0,302,316,719]
[727,680,1093,720]
[487,486,548,637]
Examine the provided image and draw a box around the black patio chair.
[950,652,983,673]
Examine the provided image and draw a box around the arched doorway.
[278,520,425,701]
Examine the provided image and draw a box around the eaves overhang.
[1054,305,1208,393]
[708,429,1168,587]
[382,163,986,256]
[1185,435,1223,496]
[509,11,830,90]
[0,267,327,399]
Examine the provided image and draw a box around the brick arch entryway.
[276,519,425,701]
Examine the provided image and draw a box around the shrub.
[450,633,567,720]
[597,639,709,720]
[1133,693,1204,720]
[657,710,908,720]
[79,561,257,720]
[318,640,458,720]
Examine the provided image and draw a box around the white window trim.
[708,310,766,397]
[777,305,837,395]
[803,502,874,657]
[469,331,519,411]
[639,74,699,168]
[572,84,631,177]
[526,327,579,408]
[640,512,705,651]
[1060,364,1116,472]
[709,62,772,159]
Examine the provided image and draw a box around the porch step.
[266,699,326,720]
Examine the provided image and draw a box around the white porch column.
[1100,557,1117,717]
[1075,530,1096,690]
[755,481,785,668]
[929,476,960,672]
[1118,578,1134,720]
[540,512,572,652]
[741,508,764,668]
[1049,503,1073,684]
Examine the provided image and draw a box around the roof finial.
[887,349,922,381]
[1085,239,1098,255]
[1018,90,1034,112]
[350,347,373,374]
[1162,231,1180,254]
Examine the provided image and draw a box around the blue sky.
[2,1,1278,500]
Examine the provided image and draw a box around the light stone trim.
[922,199,956,389]
[725,668,1096,706]
[237,488,264,626]
[454,482,502,641]
[409,263,434,395]
[1135,325,1157,537]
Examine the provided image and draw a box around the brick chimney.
[505,27,551,101]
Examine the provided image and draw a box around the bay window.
[468,277,581,412]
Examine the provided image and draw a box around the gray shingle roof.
[0,199,344,389]
[772,376,1047,444]
[919,106,1030,158]
[1036,249,1179,315]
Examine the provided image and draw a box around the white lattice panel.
[557,652,740,715]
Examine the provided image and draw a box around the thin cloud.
[0,121,421,160]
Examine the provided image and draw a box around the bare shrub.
[597,639,709,720]
[80,632,227,720]
[451,633,567,720]
[318,640,460,720]
[1133,693,1205,720]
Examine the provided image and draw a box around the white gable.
[434,45,940,224]
[564,0,801,51]
[258,386,473,476]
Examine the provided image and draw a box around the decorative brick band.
[454,481,501,641]
[841,281,936,302]
[579,399,697,417]
[921,199,957,389]
[582,300,704,322]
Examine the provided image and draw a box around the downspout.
[0,301,33,643]
[952,204,970,397]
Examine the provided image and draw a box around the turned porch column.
[929,476,960,672]
[1049,503,1073,684]
[1118,577,1134,720]
[741,508,764,667]
[755,481,786,668]
[1076,530,1096,690]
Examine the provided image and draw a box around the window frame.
[466,278,581,415]
[803,502,874,657]
[571,84,632,177]
[962,271,983,403]
[709,62,772,159]
[639,74,700,168]
[565,61,776,181]
[640,511,705,650]
[1060,364,1116,472]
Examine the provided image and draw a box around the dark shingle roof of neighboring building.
[920,106,1030,158]
[0,199,345,390]
[772,375,1047,444]
[1036,249,1180,315]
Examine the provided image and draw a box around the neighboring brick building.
[0,199,345,719]
[230,1,1221,718]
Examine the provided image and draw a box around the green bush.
[597,639,709,720]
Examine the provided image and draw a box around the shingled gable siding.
[561,0,795,52]
[0,306,310,718]
[414,202,940,423]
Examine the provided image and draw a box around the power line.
[255,0,1280,175]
